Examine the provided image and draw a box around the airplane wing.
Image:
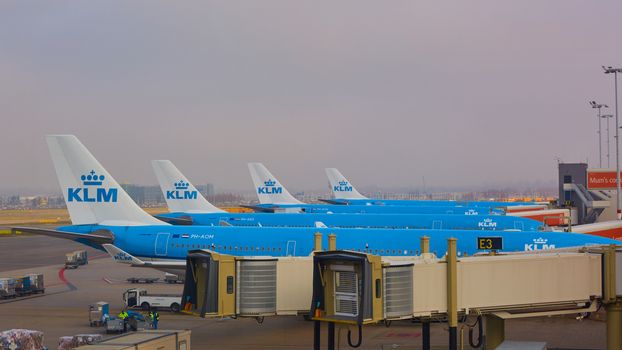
[317,198,349,205]
[102,244,186,270]
[153,215,194,225]
[240,205,278,213]
[11,226,114,245]
[240,204,305,213]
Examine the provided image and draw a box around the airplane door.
[286,241,296,256]
[432,220,443,230]
[155,233,170,256]
[514,221,524,230]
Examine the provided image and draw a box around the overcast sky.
[1,1,621,195]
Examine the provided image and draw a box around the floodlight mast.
[591,101,608,168]
[602,114,614,168]
[603,66,622,219]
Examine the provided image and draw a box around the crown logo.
[533,237,548,245]
[338,180,348,186]
[174,180,189,190]
[264,179,276,187]
[81,170,105,186]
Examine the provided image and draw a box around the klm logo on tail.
[166,180,198,200]
[333,180,353,192]
[258,179,282,194]
[113,252,132,262]
[68,170,118,203]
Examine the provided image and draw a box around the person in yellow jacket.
[118,309,129,332]
[149,308,160,329]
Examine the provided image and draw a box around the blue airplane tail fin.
[325,168,367,200]
[152,160,225,214]
[46,135,165,226]
[248,163,303,205]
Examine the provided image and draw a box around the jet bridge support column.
[420,235,431,350]
[422,322,430,350]
[447,238,458,350]
[328,322,336,350]
[313,321,321,350]
[313,232,322,350]
[484,314,505,349]
[606,301,622,349]
[603,245,622,349]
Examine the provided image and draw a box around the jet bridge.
[181,249,313,319]
[310,241,622,350]
[179,234,622,349]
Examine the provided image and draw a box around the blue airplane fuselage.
[59,224,619,260]
[327,199,535,208]
[157,212,543,231]
[253,204,506,215]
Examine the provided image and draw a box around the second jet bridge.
[181,250,312,319]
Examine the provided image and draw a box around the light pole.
[591,101,609,167]
[603,66,622,219]
[603,114,614,168]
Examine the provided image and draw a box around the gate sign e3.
[587,170,622,190]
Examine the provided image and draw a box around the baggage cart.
[65,253,80,269]
[75,250,88,265]
[126,277,159,284]
[89,302,109,327]
[25,273,44,294]
[105,318,125,334]
[14,276,32,296]
[164,273,184,284]
[65,250,88,269]
[0,278,17,299]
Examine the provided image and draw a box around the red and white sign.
[587,170,622,190]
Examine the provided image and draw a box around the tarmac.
[0,234,608,349]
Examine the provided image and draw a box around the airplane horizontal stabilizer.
[102,244,186,270]
[154,215,194,225]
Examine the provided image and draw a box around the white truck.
[122,288,182,313]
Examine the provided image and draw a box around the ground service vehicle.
[123,288,182,312]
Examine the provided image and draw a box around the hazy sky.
[1,1,621,194]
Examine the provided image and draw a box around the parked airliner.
[247,163,508,215]
[323,168,537,209]
[153,160,543,230]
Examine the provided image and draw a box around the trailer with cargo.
[14,276,35,296]
[74,330,190,350]
[126,277,159,284]
[25,273,44,294]
[164,273,184,284]
[0,278,17,299]
[89,302,110,327]
[65,250,88,269]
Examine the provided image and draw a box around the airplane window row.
[169,244,428,256]
[172,243,283,252]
